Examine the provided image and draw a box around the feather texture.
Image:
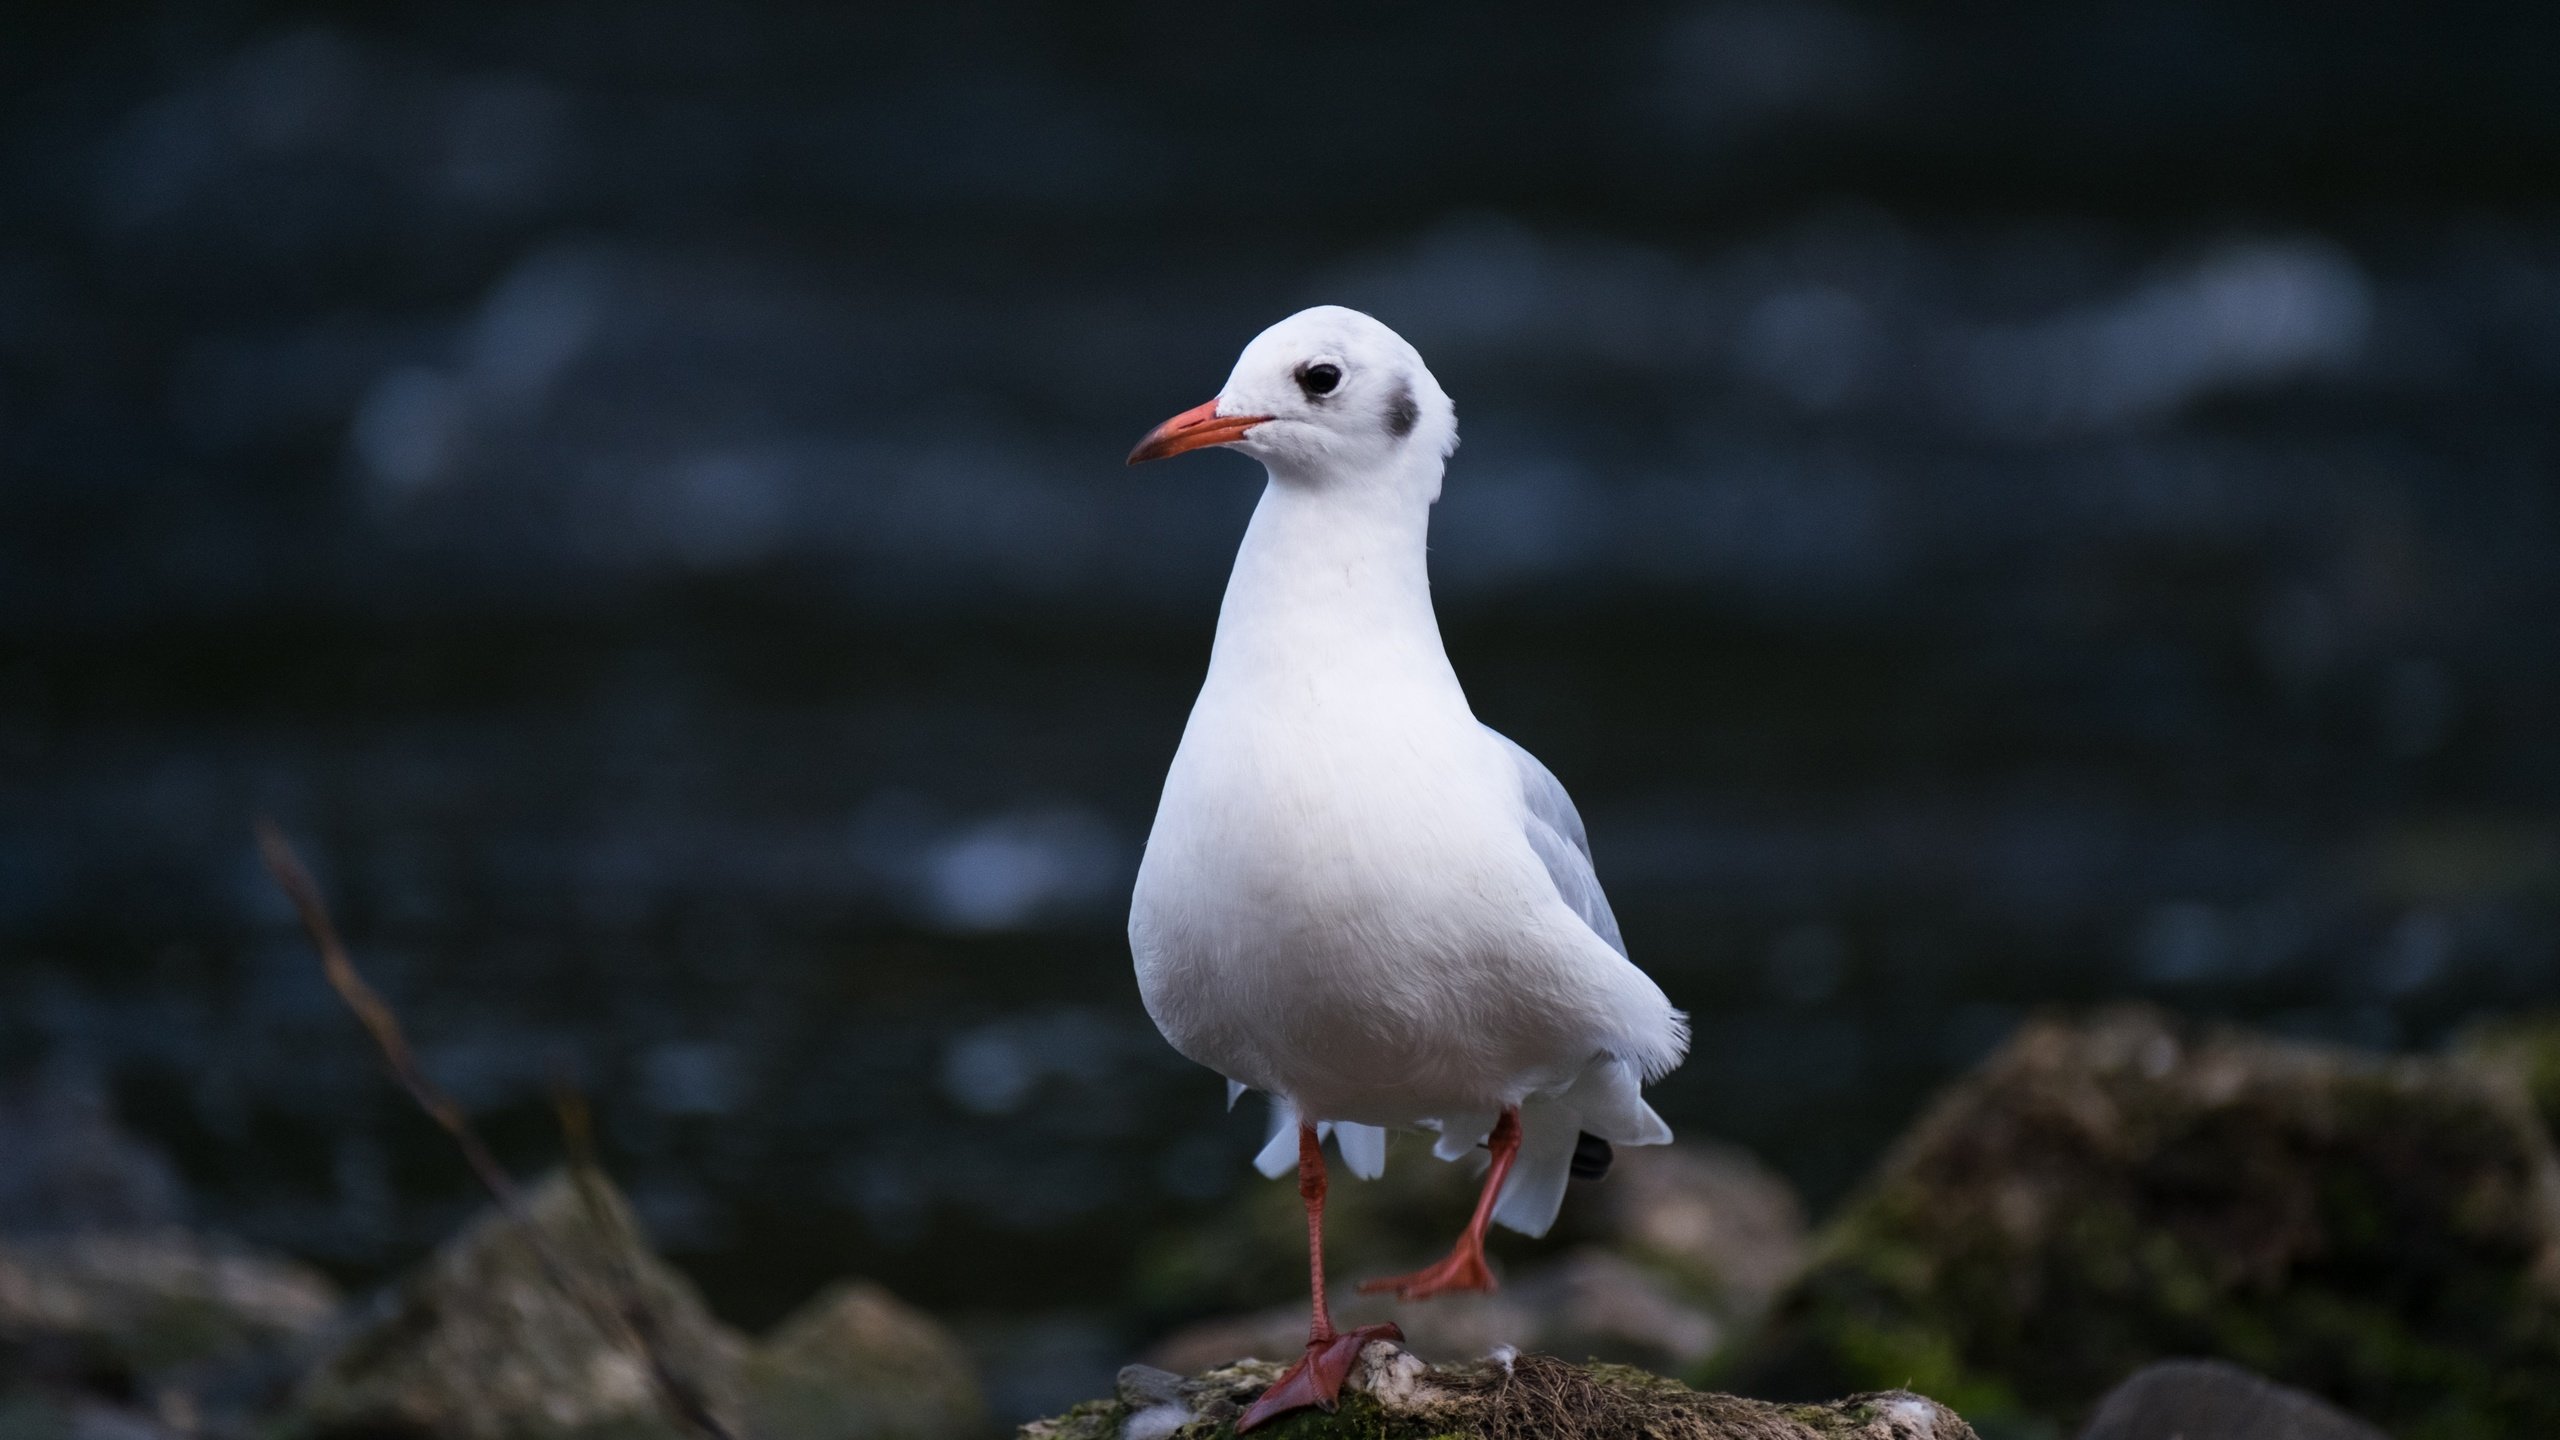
[1489,726,1626,957]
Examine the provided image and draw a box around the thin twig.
[255,819,523,1209]
[554,1079,726,1440]
[257,818,741,1440]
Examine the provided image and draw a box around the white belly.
[1128,698,1604,1125]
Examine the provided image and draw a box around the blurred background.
[4,0,2558,1424]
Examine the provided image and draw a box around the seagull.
[1126,306,1688,1431]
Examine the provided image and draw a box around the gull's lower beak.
[1127,399,1270,465]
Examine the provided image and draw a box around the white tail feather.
[1254,1098,1299,1177]
[1333,1122,1386,1179]
[1490,1094,1579,1237]
[1487,1054,1676,1237]
[1253,1100,1386,1181]
[1255,1052,1670,1220]
[1430,1112,1496,1162]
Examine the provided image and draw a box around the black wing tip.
[1570,1132,1613,1181]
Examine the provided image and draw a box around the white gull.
[1125,305,1687,1430]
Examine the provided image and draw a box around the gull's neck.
[1205,458,1454,694]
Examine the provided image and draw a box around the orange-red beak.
[1126,399,1270,465]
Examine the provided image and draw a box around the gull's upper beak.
[1126,399,1271,465]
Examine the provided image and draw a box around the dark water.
[5,0,2559,1420]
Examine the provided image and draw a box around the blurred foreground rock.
[2457,1011,2560,1140]
[2077,1360,2386,1440]
[1148,1249,1718,1380]
[0,1075,334,1436]
[292,1170,981,1440]
[0,1074,191,1235]
[0,1228,340,1437]
[744,1281,986,1440]
[1143,1140,1803,1376]
[1737,1005,2560,1438]
[1027,1341,1970,1440]
[1589,1142,1808,1316]
[1132,1141,1485,1321]
[0,1230,338,1376]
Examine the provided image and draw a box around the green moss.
[1241,1390,1396,1438]
[1831,1314,2023,1417]
[1016,1397,1121,1440]
[124,1293,258,1371]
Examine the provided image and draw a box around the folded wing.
[1486,725,1625,957]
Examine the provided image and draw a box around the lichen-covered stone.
[1023,1341,1972,1440]
[1735,1006,2560,1440]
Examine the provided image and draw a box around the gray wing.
[1485,725,1626,957]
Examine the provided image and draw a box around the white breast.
[1132,702,1596,1121]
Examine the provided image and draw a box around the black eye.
[1296,362,1341,397]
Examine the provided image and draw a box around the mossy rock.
[1733,1005,2560,1440]
[1024,1341,1971,1439]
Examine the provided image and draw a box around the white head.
[1127,306,1458,492]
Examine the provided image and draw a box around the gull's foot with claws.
[1234,1322,1403,1432]
[1357,1243,1496,1302]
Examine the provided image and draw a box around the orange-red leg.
[1237,1123,1402,1433]
[1357,1107,1521,1301]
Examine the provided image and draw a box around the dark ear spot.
[1385,385,1419,438]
